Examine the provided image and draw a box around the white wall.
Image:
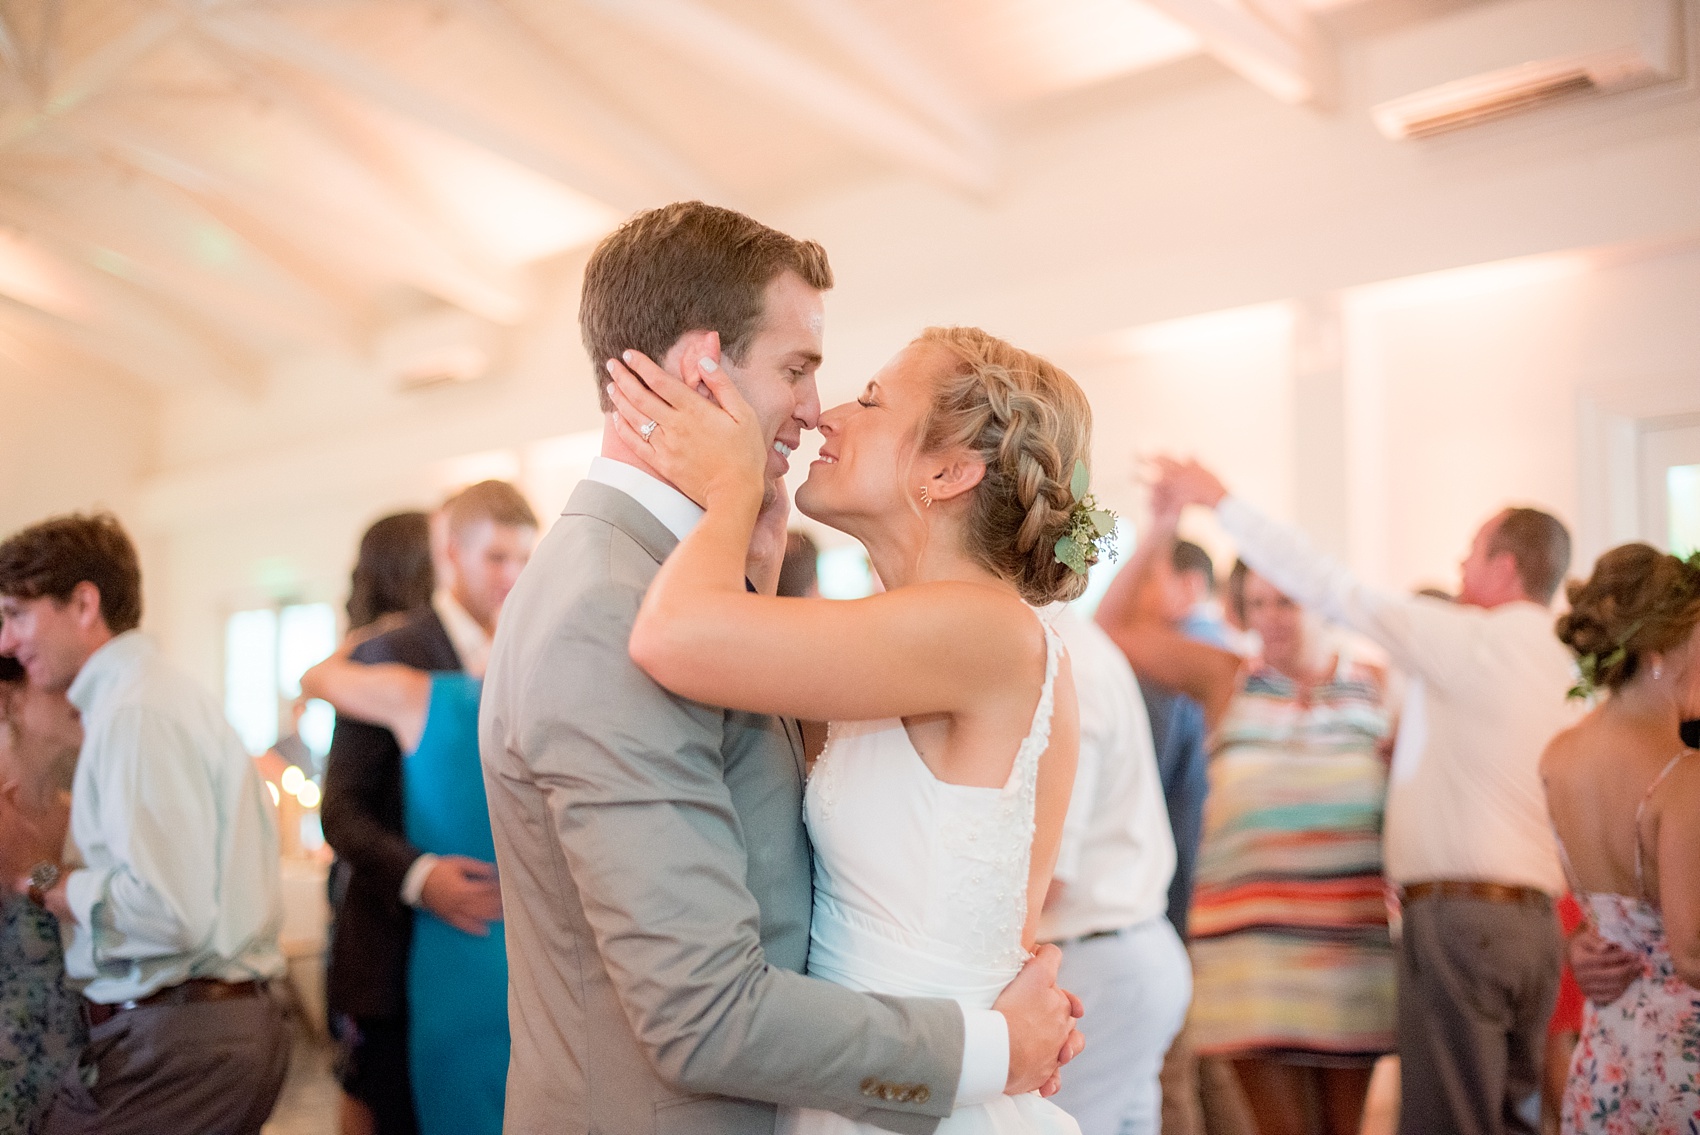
[14,0,1698,691]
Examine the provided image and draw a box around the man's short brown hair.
[442,481,539,543]
[579,201,833,411]
[0,512,143,633]
[1490,507,1572,605]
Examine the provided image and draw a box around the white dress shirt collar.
[67,629,152,717]
[586,456,705,543]
[433,587,491,678]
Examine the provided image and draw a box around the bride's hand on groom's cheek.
[606,350,766,509]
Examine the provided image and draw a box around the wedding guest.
[326,509,436,1132]
[1172,540,1231,647]
[304,638,508,1135]
[346,512,435,631]
[0,655,84,1135]
[321,483,535,1135]
[0,513,288,1135]
[779,530,821,598]
[1542,543,1699,1132]
[1156,457,1578,1135]
[1099,492,1395,1135]
[1042,609,1187,1135]
[1099,530,1245,1135]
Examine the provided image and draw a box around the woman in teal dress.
[302,654,508,1135]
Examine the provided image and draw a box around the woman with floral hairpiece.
[1542,543,1700,1135]
[603,326,1102,1134]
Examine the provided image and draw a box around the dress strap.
[1634,749,1694,903]
[1003,611,1064,794]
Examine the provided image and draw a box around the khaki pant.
[1396,896,1561,1135]
[44,993,290,1135]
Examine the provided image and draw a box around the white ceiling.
[0,0,1371,397]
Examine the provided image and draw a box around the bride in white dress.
[606,325,1109,1133]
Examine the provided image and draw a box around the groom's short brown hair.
[579,202,833,411]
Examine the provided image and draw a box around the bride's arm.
[606,352,1044,725]
[301,655,432,753]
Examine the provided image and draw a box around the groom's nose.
[794,373,822,431]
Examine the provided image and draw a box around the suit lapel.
[564,480,680,566]
[567,479,808,783]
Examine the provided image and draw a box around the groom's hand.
[745,476,791,595]
[993,943,1084,1096]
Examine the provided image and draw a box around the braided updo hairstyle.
[1555,543,1700,690]
[914,327,1094,606]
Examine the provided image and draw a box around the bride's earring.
[919,485,933,508]
[1654,660,1664,681]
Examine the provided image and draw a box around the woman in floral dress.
[1544,543,1700,1134]
[0,656,85,1135]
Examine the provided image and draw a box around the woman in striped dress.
[1098,495,1395,1135]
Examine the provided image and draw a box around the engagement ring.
[639,419,658,442]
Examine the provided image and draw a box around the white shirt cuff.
[64,866,105,932]
[400,853,439,907]
[954,1008,1010,1107]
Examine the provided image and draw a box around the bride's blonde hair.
[914,327,1094,605]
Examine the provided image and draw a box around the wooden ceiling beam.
[0,182,356,347]
[186,33,535,315]
[458,0,726,204]
[581,0,997,195]
[781,0,991,158]
[198,8,661,215]
[0,282,258,397]
[0,5,185,148]
[1142,0,1332,106]
[74,112,532,324]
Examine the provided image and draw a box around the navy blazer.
[321,607,459,1021]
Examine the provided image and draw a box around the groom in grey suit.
[480,203,1078,1134]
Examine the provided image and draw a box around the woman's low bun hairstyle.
[914,326,1094,606]
[1556,542,1700,691]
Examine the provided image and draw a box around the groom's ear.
[927,454,987,503]
[669,330,723,399]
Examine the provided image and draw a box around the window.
[223,601,338,764]
[1668,463,1700,558]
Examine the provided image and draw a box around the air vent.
[1366,0,1680,141]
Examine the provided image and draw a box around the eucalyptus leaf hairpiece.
[1054,460,1119,577]
[1566,548,1700,701]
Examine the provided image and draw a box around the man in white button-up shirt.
[0,513,287,1135]
[1041,609,1188,1135]
[1156,458,1579,1135]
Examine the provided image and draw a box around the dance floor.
[259,1029,1398,1135]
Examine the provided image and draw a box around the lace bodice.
[802,616,1063,998]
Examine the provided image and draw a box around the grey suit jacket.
[481,480,964,1135]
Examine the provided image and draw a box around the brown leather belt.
[1398,880,1552,908]
[85,979,266,1028]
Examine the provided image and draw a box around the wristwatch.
[26,862,61,909]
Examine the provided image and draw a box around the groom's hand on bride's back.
[994,942,1085,1097]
